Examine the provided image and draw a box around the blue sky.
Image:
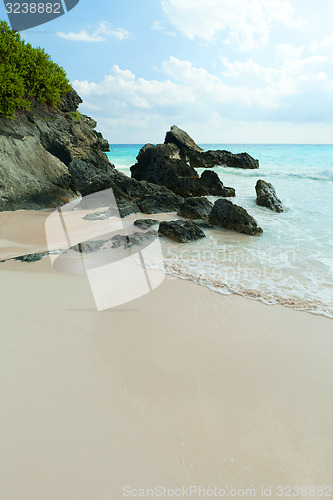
[1,0,333,143]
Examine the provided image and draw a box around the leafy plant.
[0,20,71,118]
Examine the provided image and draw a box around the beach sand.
[0,211,332,499]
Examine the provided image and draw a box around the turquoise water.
[107,145,333,318]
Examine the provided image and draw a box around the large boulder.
[130,143,207,197]
[186,149,259,169]
[164,125,259,170]
[255,179,284,212]
[209,199,263,236]
[130,142,239,198]
[158,220,206,243]
[164,125,204,153]
[177,197,213,220]
[199,170,235,197]
[70,160,184,217]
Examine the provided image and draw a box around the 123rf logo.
[4,0,79,31]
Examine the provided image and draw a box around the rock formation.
[255,179,284,212]
[130,143,207,197]
[158,220,206,243]
[164,125,259,169]
[209,199,263,236]
[177,197,213,220]
[0,90,184,215]
[199,170,235,197]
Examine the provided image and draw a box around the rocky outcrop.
[130,142,237,198]
[0,91,185,215]
[255,179,284,212]
[186,149,259,170]
[0,89,111,210]
[209,199,263,236]
[199,170,235,197]
[130,143,206,197]
[158,220,206,243]
[177,197,213,220]
[164,125,259,170]
[165,125,204,153]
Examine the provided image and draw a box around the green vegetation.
[0,20,71,118]
[68,110,82,121]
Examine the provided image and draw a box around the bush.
[0,20,71,118]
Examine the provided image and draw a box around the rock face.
[158,220,206,243]
[0,89,111,210]
[255,179,284,212]
[164,125,259,170]
[209,199,263,236]
[199,170,235,197]
[0,91,185,215]
[177,197,213,220]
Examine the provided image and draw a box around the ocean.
[106,144,333,318]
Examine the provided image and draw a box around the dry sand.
[0,210,332,499]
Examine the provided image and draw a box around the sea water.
[107,144,333,318]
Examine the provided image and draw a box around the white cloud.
[72,54,333,143]
[161,0,303,49]
[57,22,130,42]
[311,34,333,53]
[151,20,163,31]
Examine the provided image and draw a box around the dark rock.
[131,143,206,198]
[199,170,235,197]
[0,95,113,210]
[209,199,263,236]
[134,219,159,230]
[0,250,61,263]
[69,159,183,217]
[164,125,259,170]
[13,251,50,262]
[57,89,83,113]
[70,231,157,253]
[188,219,212,229]
[71,240,107,254]
[185,149,259,170]
[164,125,204,153]
[158,220,206,243]
[94,131,110,151]
[137,192,181,214]
[255,179,284,212]
[177,197,213,220]
[68,159,116,196]
[109,231,157,248]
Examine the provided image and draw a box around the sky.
[1,0,333,143]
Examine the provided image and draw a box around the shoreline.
[0,258,332,498]
[0,208,332,319]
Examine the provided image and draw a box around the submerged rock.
[177,197,213,220]
[158,220,206,243]
[255,179,284,212]
[199,170,235,197]
[209,199,263,236]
